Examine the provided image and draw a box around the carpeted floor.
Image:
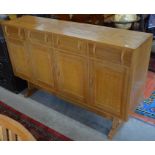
[144,71,155,98]
[132,71,155,125]
[136,91,155,119]
[0,101,71,141]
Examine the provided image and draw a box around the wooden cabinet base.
[108,118,123,140]
[2,16,152,140]
[24,82,37,97]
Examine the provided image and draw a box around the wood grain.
[0,114,35,141]
[2,15,153,139]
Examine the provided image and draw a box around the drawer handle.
[77,41,81,50]
[93,45,96,55]
[44,34,48,43]
[121,49,125,64]
[56,38,60,45]
[4,26,8,36]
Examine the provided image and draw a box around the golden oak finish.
[6,38,31,80]
[53,34,87,55]
[108,118,122,140]
[2,16,153,139]
[129,37,153,112]
[28,43,55,88]
[54,50,89,103]
[90,59,126,117]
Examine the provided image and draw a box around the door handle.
[93,45,96,55]
[77,41,81,50]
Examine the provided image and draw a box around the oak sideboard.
[2,16,153,139]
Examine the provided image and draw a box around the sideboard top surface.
[2,15,152,49]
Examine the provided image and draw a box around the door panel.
[29,43,54,88]
[91,60,126,116]
[6,38,31,79]
[54,50,88,102]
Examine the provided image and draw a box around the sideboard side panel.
[129,36,153,111]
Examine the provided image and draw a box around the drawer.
[53,34,87,55]
[4,25,25,40]
[26,30,52,46]
[88,42,132,66]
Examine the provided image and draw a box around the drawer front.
[88,42,132,66]
[26,30,52,46]
[4,25,25,40]
[53,34,87,55]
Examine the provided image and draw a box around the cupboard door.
[54,50,88,103]
[28,43,55,88]
[90,60,127,117]
[6,38,31,79]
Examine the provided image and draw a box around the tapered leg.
[24,82,37,97]
[108,118,122,140]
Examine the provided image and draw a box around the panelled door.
[28,42,55,88]
[6,38,31,80]
[54,50,89,103]
[90,59,128,117]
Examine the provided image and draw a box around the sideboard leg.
[108,118,122,140]
[24,82,37,97]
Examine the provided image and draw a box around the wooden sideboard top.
[2,15,152,49]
